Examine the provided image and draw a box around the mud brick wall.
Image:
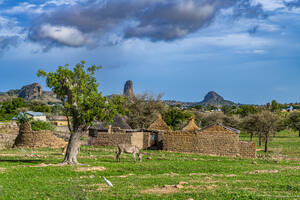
[194,132,240,156]
[239,141,256,158]
[130,132,144,149]
[163,131,195,152]
[88,132,144,149]
[143,132,150,149]
[142,132,165,150]
[163,131,256,158]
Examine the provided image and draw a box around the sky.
[0,0,300,105]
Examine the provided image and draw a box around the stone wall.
[88,129,256,158]
[239,141,256,158]
[88,131,144,149]
[163,131,255,158]
[0,122,19,149]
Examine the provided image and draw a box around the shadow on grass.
[0,159,43,164]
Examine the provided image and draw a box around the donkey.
[116,144,142,162]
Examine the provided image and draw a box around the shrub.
[31,120,55,131]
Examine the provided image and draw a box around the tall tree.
[256,111,279,152]
[241,114,260,141]
[125,93,166,129]
[37,61,125,164]
[288,111,300,137]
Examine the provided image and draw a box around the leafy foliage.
[288,111,300,137]
[16,112,32,126]
[163,107,192,130]
[125,93,167,129]
[37,61,126,133]
[0,98,25,121]
[38,61,126,164]
[31,120,55,131]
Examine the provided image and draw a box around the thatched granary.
[13,122,67,148]
[198,123,240,134]
[91,115,131,130]
[148,114,171,131]
[182,118,200,132]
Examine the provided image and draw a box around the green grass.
[240,129,300,158]
[0,131,299,200]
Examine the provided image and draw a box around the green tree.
[125,93,166,129]
[288,111,300,137]
[270,100,282,112]
[163,107,192,130]
[37,61,126,164]
[236,105,258,117]
[241,114,260,141]
[256,111,279,152]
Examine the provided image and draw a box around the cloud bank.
[29,0,268,48]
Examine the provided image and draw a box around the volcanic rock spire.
[123,80,134,98]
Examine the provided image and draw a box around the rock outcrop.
[18,83,42,100]
[0,83,59,102]
[200,91,234,106]
[123,80,134,98]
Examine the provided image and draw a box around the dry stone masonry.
[88,122,256,158]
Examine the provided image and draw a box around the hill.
[199,91,235,106]
[0,83,60,103]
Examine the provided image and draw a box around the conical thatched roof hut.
[182,117,200,132]
[148,114,171,131]
[91,115,131,130]
[113,115,131,130]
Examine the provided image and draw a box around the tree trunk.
[264,134,268,152]
[258,133,262,146]
[250,132,253,141]
[62,131,81,165]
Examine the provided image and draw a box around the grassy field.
[0,131,299,200]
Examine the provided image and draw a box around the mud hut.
[148,114,171,131]
[182,118,200,132]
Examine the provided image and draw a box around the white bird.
[103,176,113,187]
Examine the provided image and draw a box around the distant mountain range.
[0,82,236,107]
[0,83,59,103]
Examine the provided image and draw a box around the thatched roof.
[91,115,131,130]
[113,115,132,130]
[148,114,171,131]
[198,123,240,134]
[182,118,199,132]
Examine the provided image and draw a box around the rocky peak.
[123,80,134,98]
[200,91,234,106]
[18,83,42,100]
[203,91,224,103]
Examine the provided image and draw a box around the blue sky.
[0,0,300,104]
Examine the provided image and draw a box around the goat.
[116,144,142,162]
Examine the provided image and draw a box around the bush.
[31,120,55,131]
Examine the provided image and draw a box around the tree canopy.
[38,61,126,164]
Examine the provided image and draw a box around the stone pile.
[13,122,67,148]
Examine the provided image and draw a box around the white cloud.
[42,0,86,7]
[38,24,90,47]
[2,2,44,14]
[252,0,285,11]
[253,49,266,54]
[0,16,25,38]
